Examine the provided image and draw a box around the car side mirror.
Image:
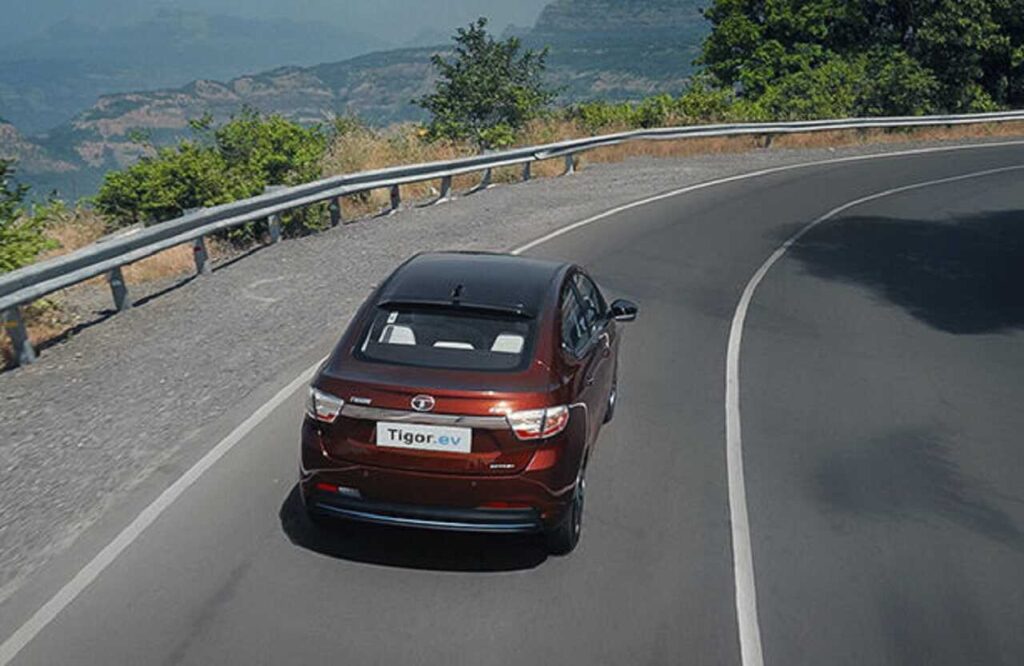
[609,299,638,322]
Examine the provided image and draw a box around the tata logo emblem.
[411,395,436,412]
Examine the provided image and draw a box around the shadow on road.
[278,485,548,572]
[790,210,1024,334]
[813,429,1024,550]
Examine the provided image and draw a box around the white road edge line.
[725,163,1024,666]
[2,140,1023,665]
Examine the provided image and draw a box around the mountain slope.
[0,10,387,134]
[0,118,75,175]
[528,0,706,101]
[3,0,710,198]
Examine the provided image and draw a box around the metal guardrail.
[3,110,1024,366]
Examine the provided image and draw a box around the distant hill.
[0,118,76,177]
[525,0,706,102]
[2,0,709,199]
[0,10,387,134]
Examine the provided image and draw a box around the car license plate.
[375,422,472,454]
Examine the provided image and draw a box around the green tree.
[697,0,1024,116]
[0,160,57,273]
[416,17,557,149]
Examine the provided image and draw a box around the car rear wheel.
[545,469,586,555]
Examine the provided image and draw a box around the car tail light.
[308,388,344,423]
[507,406,570,441]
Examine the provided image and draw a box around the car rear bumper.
[307,492,543,533]
[299,464,573,533]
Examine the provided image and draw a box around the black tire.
[603,379,617,424]
[545,471,586,555]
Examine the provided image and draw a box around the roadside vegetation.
[414,17,557,150]
[0,160,57,273]
[96,109,329,240]
[4,3,1024,365]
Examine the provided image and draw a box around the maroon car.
[300,252,637,554]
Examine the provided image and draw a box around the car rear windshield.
[357,306,536,371]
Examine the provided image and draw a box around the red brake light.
[507,406,570,441]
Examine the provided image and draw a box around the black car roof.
[377,252,569,317]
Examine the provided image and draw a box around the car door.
[560,275,610,447]
[572,272,616,425]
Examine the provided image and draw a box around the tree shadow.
[278,485,548,573]
[812,429,1023,550]
[789,210,1024,334]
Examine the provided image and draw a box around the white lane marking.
[725,163,1024,666]
[2,140,1024,665]
[512,140,1024,256]
[0,364,320,665]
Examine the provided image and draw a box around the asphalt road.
[4,143,1024,665]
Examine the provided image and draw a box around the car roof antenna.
[451,284,464,304]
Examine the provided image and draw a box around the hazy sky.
[1,0,552,44]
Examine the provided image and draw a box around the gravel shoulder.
[1,137,1022,607]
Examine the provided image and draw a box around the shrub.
[0,161,57,274]
[95,109,330,241]
[568,101,637,132]
[634,94,676,128]
[675,79,735,123]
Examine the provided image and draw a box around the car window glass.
[573,273,607,333]
[561,287,589,356]
[359,307,533,371]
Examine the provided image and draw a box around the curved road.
[4,143,1024,665]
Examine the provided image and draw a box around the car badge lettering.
[411,395,436,412]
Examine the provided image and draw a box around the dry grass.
[42,210,223,285]
[322,124,475,218]
[320,122,594,218]
[2,208,227,367]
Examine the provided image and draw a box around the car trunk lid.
[316,374,553,476]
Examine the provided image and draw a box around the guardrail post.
[522,162,532,181]
[439,176,452,202]
[563,154,576,176]
[268,213,282,243]
[389,185,401,214]
[469,168,494,195]
[264,185,286,242]
[107,267,131,312]
[192,236,211,275]
[329,197,344,227]
[2,306,36,367]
